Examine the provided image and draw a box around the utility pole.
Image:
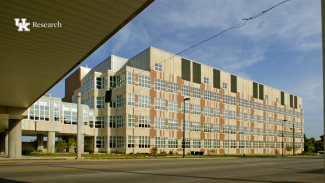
[321,0,325,180]
[183,98,190,158]
[77,92,82,159]
[293,123,295,156]
[282,120,287,157]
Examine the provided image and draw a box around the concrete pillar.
[8,120,22,158]
[4,129,8,155]
[81,134,84,154]
[47,132,55,153]
[0,132,4,154]
[37,134,44,152]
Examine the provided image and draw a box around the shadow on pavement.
[0,178,28,183]
[299,168,324,174]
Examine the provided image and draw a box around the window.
[231,125,237,134]
[96,97,105,109]
[109,116,116,128]
[276,98,279,103]
[154,78,166,92]
[265,95,268,100]
[271,142,275,148]
[168,81,178,94]
[281,108,284,115]
[239,98,245,107]
[181,85,190,96]
[294,111,298,118]
[54,101,60,122]
[213,92,220,102]
[299,104,302,109]
[181,138,190,148]
[223,82,227,89]
[253,141,258,148]
[62,105,77,125]
[223,109,229,119]
[223,94,229,104]
[223,124,229,134]
[253,128,258,136]
[193,121,201,132]
[231,96,237,106]
[246,141,251,148]
[223,140,229,148]
[239,140,245,148]
[82,79,94,94]
[155,137,165,148]
[116,72,126,88]
[139,136,150,148]
[270,106,274,113]
[265,129,269,136]
[168,100,178,112]
[72,94,75,103]
[154,98,166,111]
[181,102,190,114]
[258,128,264,136]
[168,137,178,148]
[265,117,269,124]
[276,107,280,114]
[213,108,220,118]
[258,103,263,111]
[270,129,275,136]
[192,87,201,98]
[259,141,264,148]
[285,109,289,116]
[270,117,275,125]
[116,94,125,108]
[139,95,151,108]
[204,139,212,148]
[204,90,211,100]
[127,93,135,106]
[253,114,258,123]
[289,110,293,116]
[239,112,244,121]
[154,117,166,129]
[213,123,220,133]
[29,99,50,121]
[245,113,251,122]
[117,136,125,148]
[253,102,258,110]
[96,136,107,148]
[214,139,220,148]
[230,111,237,120]
[204,122,212,132]
[155,63,162,71]
[258,115,264,123]
[181,120,190,131]
[168,119,178,130]
[239,126,245,135]
[139,115,150,128]
[109,136,116,148]
[204,77,209,84]
[193,138,201,148]
[85,137,94,149]
[127,72,135,85]
[127,114,135,127]
[204,106,211,116]
[246,100,251,108]
[231,140,237,148]
[117,115,125,128]
[192,104,201,115]
[246,127,251,135]
[109,76,116,88]
[127,135,135,148]
[139,74,151,88]
[265,105,269,112]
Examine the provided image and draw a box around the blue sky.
[48,0,322,139]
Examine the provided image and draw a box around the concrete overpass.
[0,0,154,158]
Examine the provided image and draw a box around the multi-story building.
[21,47,303,155]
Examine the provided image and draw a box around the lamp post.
[183,98,190,158]
[77,92,82,159]
[282,120,287,157]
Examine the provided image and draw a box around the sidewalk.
[0,154,76,161]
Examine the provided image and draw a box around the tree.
[285,146,293,152]
[30,138,37,142]
[67,138,76,153]
[56,140,68,152]
[151,146,158,155]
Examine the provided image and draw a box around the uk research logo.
[14,18,30,31]
[14,18,62,32]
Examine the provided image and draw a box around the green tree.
[56,140,68,152]
[285,146,293,152]
[30,138,37,142]
[151,146,158,155]
[67,138,76,153]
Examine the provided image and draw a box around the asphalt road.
[0,157,323,183]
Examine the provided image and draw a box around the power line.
[133,0,290,75]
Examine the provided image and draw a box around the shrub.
[169,151,174,155]
[160,151,167,155]
[56,140,68,152]
[22,149,34,154]
[285,146,293,152]
[151,146,158,155]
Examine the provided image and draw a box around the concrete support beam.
[81,134,84,154]
[47,131,55,153]
[37,134,44,152]
[0,132,4,154]
[4,129,8,155]
[8,120,22,158]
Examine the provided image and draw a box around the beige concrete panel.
[22,120,35,131]
[36,121,62,132]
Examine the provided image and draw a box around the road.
[0,157,323,183]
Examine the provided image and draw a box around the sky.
[47,0,322,139]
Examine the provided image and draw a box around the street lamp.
[282,120,287,157]
[183,98,190,158]
[290,123,301,156]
